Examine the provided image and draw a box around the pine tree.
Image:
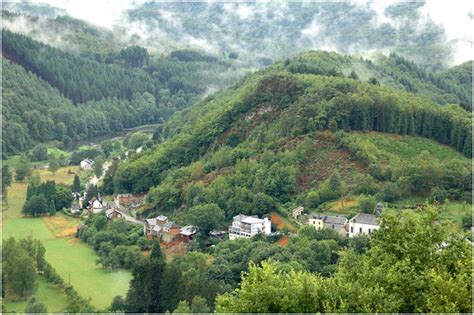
[48,200,56,216]
[72,174,81,193]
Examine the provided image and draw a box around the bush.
[305,190,320,209]
[359,196,376,214]
[381,182,400,202]
[429,186,448,203]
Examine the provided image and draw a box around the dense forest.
[1,28,241,158]
[112,52,471,195]
[1,58,162,158]
[2,29,156,104]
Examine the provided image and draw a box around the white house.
[229,214,271,240]
[80,158,94,170]
[91,199,104,214]
[347,213,380,237]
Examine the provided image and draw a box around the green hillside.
[1,58,163,158]
[110,52,471,225]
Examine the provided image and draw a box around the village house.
[309,214,348,236]
[291,206,305,219]
[80,158,94,171]
[144,215,169,239]
[114,193,145,211]
[144,215,195,244]
[70,204,81,215]
[309,215,324,230]
[105,208,123,220]
[162,221,181,243]
[179,225,197,243]
[229,214,271,240]
[347,213,380,237]
[87,197,104,214]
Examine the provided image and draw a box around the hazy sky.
[11,0,474,63]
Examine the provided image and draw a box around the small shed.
[291,206,305,219]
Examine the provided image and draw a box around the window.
[359,227,362,233]
[351,226,353,233]
[368,228,371,235]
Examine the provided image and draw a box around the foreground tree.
[2,238,38,298]
[216,206,472,313]
[126,241,166,312]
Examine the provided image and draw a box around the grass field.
[2,166,132,310]
[346,132,470,166]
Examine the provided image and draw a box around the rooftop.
[324,215,347,225]
[156,215,168,222]
[241,216,266,224]
[350,213,379,225]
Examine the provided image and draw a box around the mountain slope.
[2,29,156,104]
[113,53,471,196]
[1,58,162,158]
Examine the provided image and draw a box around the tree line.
[2,29,156,104]
[2,236,95,313]
[22,177,73,216]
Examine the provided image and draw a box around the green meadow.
[2,166,132,311]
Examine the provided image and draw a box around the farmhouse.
[80,158,94,170]
[229,214,271,240]
[291,206,304,219]
[347,213,380,237]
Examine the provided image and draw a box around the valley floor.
[2,166,131,311]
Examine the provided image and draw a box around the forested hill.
[112,52,471,195]
[0,29,242,158]
[2,29,156,104]
[1,58,161,158]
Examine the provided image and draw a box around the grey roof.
[324,215,347,225]
[156,215,168,222]
[71,204,80,210]
[164,221,179,229]
[146,218,157,225]
[350,213,379,225]
[180,225,197,236]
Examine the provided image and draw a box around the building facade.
[347,213,380,237]
[229,214,271,240]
